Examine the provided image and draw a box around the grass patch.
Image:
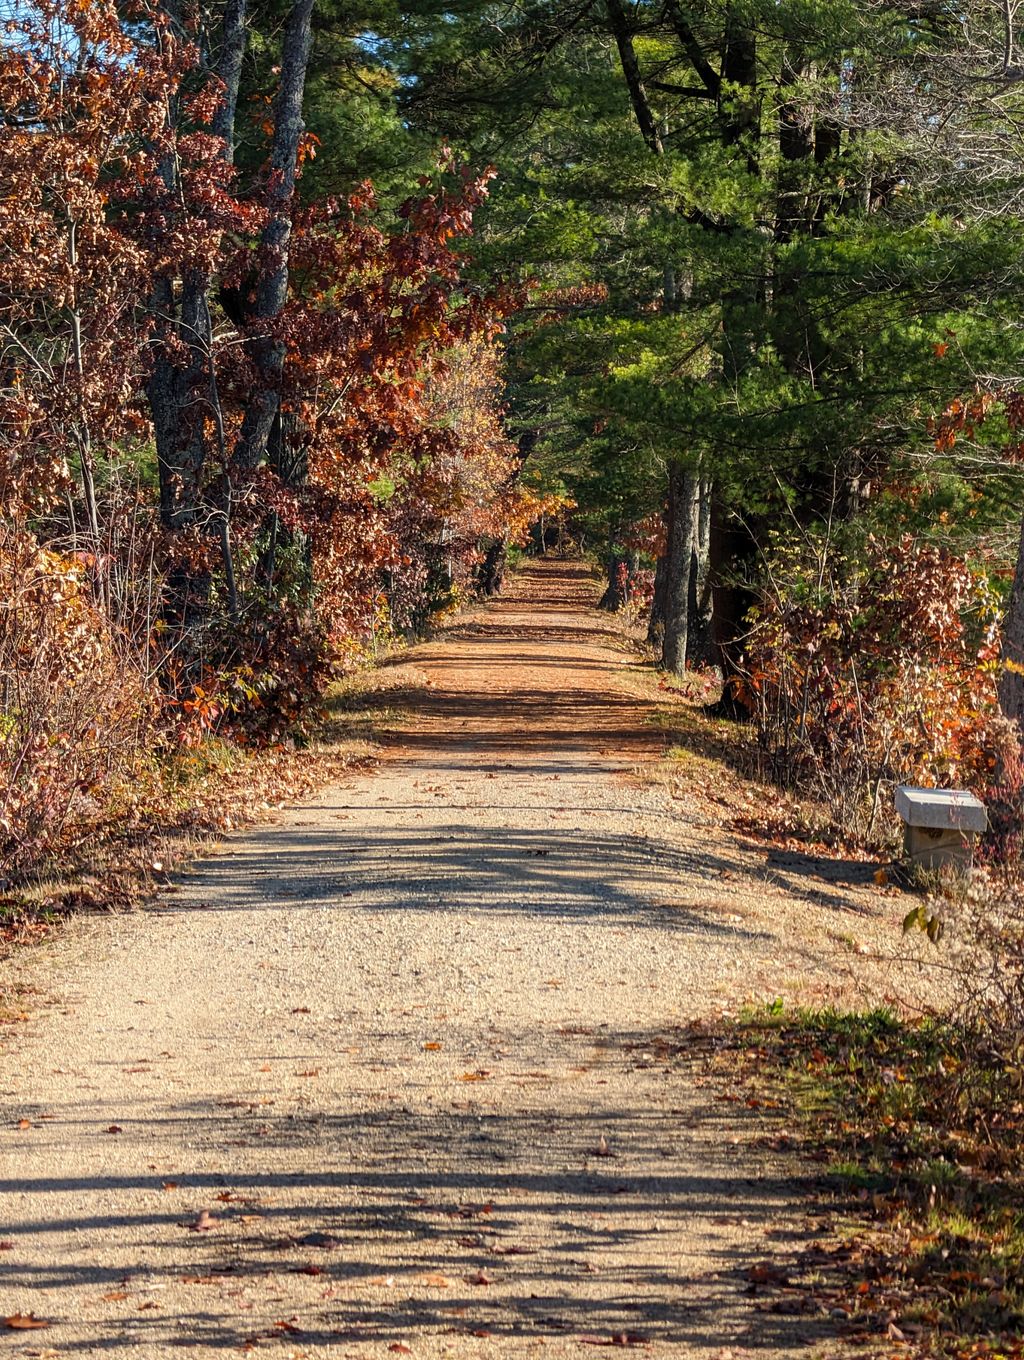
[727,1006,1024,1358]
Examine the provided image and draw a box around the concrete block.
[895,785,987,872]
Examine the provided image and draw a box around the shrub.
[0,527,157,879]
[740,532,1003,845]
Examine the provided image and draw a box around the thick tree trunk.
[148,0,248,533]
[687,476,715,665]
[234,0,315,472]
[212,0,247,154]
[662,464,699,675]
[478,541,507,596]
[999,514,1024,729]
[707,497,756,715]
[598,548,627,610]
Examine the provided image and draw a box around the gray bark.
[212,0,247,154]
[662,464,699,675]
[234,0,315,472]
[148,0,248,531]
[687,475,714,665]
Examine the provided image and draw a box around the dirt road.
[1,562,919,1357]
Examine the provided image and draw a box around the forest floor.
[0,560,942,1359]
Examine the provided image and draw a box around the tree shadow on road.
[1,1091,843,1354]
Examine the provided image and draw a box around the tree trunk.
[234,0,315,472]
[605,0,664,153]
[999,514,1024,729]
[478,541,507,596]
[212,0,247,153]
[662,464,699,675]
[598,549,627,610]
[687,476,715,665]
[148,0,248,533]
[648,548,668,645]
[707,497,756,715]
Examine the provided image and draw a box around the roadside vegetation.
[705,1006,1024,1359]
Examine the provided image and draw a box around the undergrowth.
[730,1007,1024,1359]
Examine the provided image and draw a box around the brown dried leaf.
[5,1314,50,1330]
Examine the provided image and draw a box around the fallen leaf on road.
[5,1315,50,1330]
[15,1118,32,1130]
[102,1291,128,1302]
[106,1125,123,1134]
[0,1242,13,1251]
[464,1271,491,1286]
[746,1261,789,1286]
[422,1273,449,1288]
[186,1210,217,1232]
[423,1042,442,1051]
[388,1344,412,1354]
[161,1181,179,1191]
[589,1135,614,1158]
[296,1068,319,1078]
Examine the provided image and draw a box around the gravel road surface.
[1,562,921,1357]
